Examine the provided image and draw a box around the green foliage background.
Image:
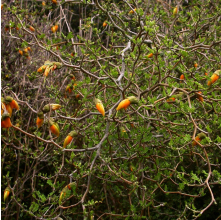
[1,0,221,219]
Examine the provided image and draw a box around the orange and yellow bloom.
[207,70,220,86]
[36,111,44,128]
[116,96,138,111]
[4,187,10,201]
[63,131,78,148]
[94,98,105,116]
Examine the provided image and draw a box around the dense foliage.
[1,0,221,219]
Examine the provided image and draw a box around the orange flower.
[4,187,10,201]
[52,0,57,4]
[94,98,105,116]
[54,25,59,31]
[42,104,61,113]
[180,74,184,80]
[37,65,46,73]
[10,100,19,110]
[129,8,136,14]
[24,48,28,53]
[66,85,72,93]
[29,26,35,32]
[147,53,153,58]
[1,113,12,128]
[76,94,80,99]
[196,92,203,102]
[205,72,208,76]
[194,63,198,68]
[36,112,44,128]
[130,123,135,128]
[103,21,107,27]
[59,182,75,204]
[166,97,176,103]
[70,74,75,80]
[192,133,206,146]
[5,96,19,110]
[63,131,77,148]
[207,70,220,86]
[43,66,50,77]
[49,119,59,137]
[51,64,57,71]
[173,7,178,16]
[116,96,138,111]
[1,102,5,115]
[19,50,23,56]
[4,104,12,117]
[51,26,56,33]
[192,136,201,146]
[36,117,44,128]
[42,1,46,6]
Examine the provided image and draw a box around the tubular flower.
[63,131,78,148]
[29,26,35,32]
[1,102,5,115]
[194,62,198,68]
[147,53,153,58]
[51,26,56,33]
[24,48,28,53]
[37,65,46,73]
[180,74,185,80]
[173,6,178,16]
[94,98,105,116]
[76,94,81,99]
[4,187,11,201]
[36,111,44,128]
[4,104,12,117]
[103,21,107,27]
[49,119,60,137]
[52,0,57,4]
[69,74,75,81]
[1,113,12,128]
[59,182,75,204]
[192,133,207,146]
[42,1,46,6]
[166,97,176,103]
[129,8,136,14]
[51,26,58,33]
[43,66,51,77]
[166,92,184,104]
[116,96,138,111]
[66,85,72,93]
[42,104,61,113]
[19,50,23,56]
[196,92,203,102]
[5,96,19,110]
[207,70,220,86]
[51,64,57,71]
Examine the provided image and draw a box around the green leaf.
[67,32,74,40]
